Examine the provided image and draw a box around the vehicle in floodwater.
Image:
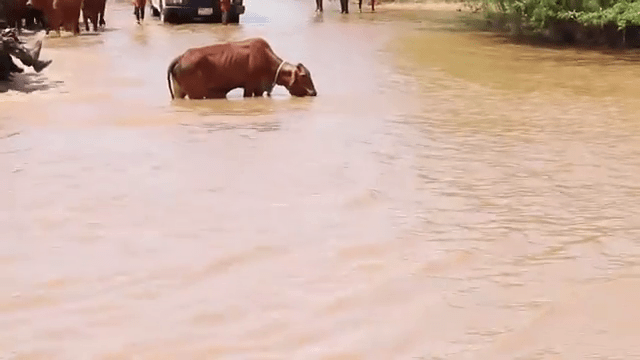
[149,0,245,24]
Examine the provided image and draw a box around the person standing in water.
[220,0,231,24]
[339,0,348,13]
[314,0,347,14]
[133,0,146,24]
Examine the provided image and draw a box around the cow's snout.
[309,89,317,96]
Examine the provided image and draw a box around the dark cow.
[24,5,47,30]
[25,0,53,32]
[166,38,317,100]
[3,0,29,33]
[98,0,105,27]
[82,0,106,31]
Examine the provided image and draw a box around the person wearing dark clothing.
[339,0,348,13]
[132,0,146,23]
[0,28,52,81]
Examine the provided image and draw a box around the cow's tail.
[167,55,181,100]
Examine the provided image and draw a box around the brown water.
[3,0,640,358]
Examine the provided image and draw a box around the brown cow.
[166,38,317,100]
[28,0,55,33]
[57,0,83,34]
[30,0,82,35]
[82,0,106,31]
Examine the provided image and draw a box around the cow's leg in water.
[140,5,145,21]
[172,78,186,99]
[83,13,90,31]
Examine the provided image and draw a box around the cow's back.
[184,41,255,85]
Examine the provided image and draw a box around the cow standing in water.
[4,0,30,34]
[132,0,145,24]
[82,0,107,31]
[30,0,83,35]
[166,38,317,100]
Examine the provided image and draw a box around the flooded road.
[3,0,640,358]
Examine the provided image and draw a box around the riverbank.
[376,0,640,48]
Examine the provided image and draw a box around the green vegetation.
[463,0,640,46]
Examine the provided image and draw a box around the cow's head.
[287,63,317,97]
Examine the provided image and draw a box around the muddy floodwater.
[3,0,640,358]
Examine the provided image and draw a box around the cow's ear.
[289,66,301,86]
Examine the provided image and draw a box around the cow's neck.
[273,61,295,88]
[266,58,294,95]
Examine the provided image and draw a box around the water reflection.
[131,26,150,46]
[170,95,315,116]
[394,29,640,102]
[311,12,324,23]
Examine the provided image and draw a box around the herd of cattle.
[1,0,106,35]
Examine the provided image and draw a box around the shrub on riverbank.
[464,0,640,47]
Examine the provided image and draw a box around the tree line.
[465,0,640,47]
